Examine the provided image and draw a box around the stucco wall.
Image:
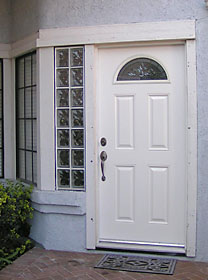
[0,0,11,43]
[31,0,208,28]
[9,0,208,261]
[195,18,208,261]
[30,190,86,251]
[11,0,38,43]
[10,0,207,42]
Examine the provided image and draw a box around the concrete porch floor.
[0,248,208,280]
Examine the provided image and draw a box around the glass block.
[33,152,37,183]
[70,68,83,86]
[56,69,69,87]
[26,151,32,181]
[17,58,24,88]
[57,150,70,167]
[57,129,69,147]
[57,109,69,127]
[33,120,37,151]
[25,88,31,118]
[26,120,32,150]
[71,109,83,127]
[17,89,24,118]
[117,58,167,81]
[56,49,69,67]
[70,48,83,67]
[32,54,36,85]
[32,87,37,118]
[71,149,84,167]
[25,55,32,86]
[71,129,84,147]
[18,120,25,149]
[57,89,69,107]
[18,150,25,179]
[58,169,70,187]
[71,88,83,107]
[71,170,84,188]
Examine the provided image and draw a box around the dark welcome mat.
[95,254,176,275]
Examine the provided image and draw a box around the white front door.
[96,44,187,253]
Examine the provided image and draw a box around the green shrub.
[0,180,34,270]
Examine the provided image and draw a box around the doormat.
[95,254,176,275]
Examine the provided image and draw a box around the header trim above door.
[37,20,195,48]
[0,20,195,57]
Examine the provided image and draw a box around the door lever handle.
[100,151,107,181]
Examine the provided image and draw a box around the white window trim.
[0,20,197,257]
[0,44,16,179]
[3,58,16,179]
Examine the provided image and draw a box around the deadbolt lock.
[100,137,107,147]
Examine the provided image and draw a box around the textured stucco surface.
[10,0,207,42]
[195,17,208,261]
[30,190,86,251]
[30,211,86,252]
[0,0,11,43]
[4,0,208,261]
[11,0,38,43]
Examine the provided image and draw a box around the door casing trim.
[85,21,197,258]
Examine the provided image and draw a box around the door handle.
[100,151,107,181]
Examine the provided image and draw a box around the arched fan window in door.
[117,57,168,81]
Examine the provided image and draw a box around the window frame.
[0,59,4,178]
[15,51,37,184]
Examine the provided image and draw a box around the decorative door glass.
[117,57,167,81]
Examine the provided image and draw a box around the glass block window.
[16,52,37,184]
[55,47,85,190]
[117,57,167,81]
[0,59,3,177]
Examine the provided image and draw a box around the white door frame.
[82,21,197,257]
[0,20,196,257]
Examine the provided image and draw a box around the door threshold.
[92,247,188,261]
[96,239,185,254]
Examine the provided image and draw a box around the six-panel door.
[97,44,187,252]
